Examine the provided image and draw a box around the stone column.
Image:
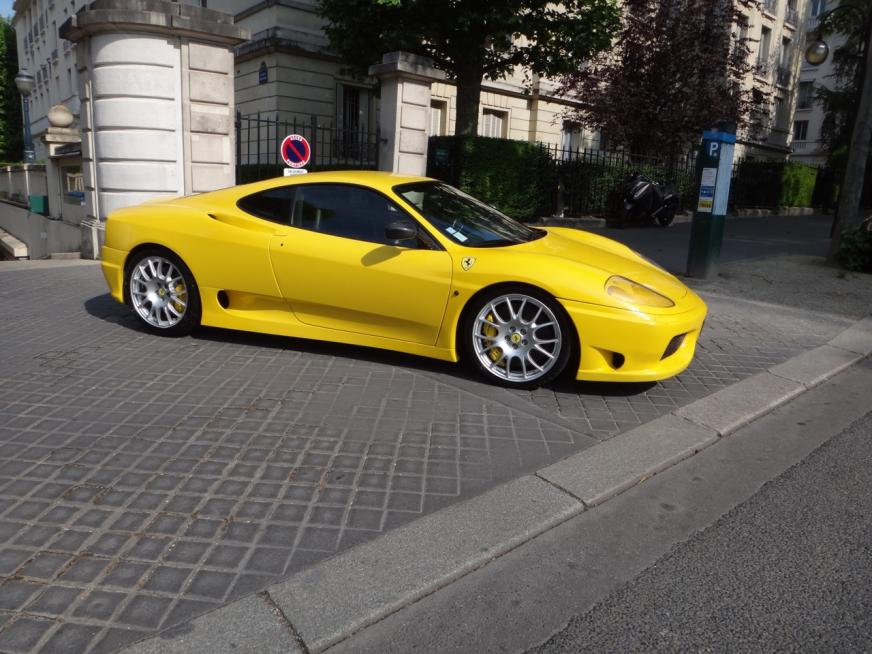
[369,52,447,176]
[60,0,249,258]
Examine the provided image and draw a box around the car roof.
[137,170,436,211]
[232,170,432,195]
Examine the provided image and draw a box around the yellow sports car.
[101,171,707,389]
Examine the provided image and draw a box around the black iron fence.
[235,112,379,184]
[540,144,698,217]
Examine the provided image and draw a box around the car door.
[266,183,453,345]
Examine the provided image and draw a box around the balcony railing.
[807,14,820,29]
[791,140,816,152]
[762,0,777,14]
[785,6,799,26]
[777,67,792,86]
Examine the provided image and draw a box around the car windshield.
[394,181,545,247]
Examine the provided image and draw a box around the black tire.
[462,285,573,389]
[656,209,676,227]
[124,247,201,337]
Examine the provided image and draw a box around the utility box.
[28,194,49,215]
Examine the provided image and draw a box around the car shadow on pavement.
[83,293,657,398]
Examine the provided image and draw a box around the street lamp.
[804,6,872,261]
[14,70,36,164]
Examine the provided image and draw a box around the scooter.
[622,173,679,227]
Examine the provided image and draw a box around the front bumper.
[101,245,126,304]
[559,293,707,382]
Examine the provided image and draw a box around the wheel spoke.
[489,302,508,324]
[526,355,545,372]
[129,255,189,329]
[472,293,564,384]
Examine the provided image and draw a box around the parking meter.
[686,124,736,279]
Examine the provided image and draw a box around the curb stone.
[123,315,872,654]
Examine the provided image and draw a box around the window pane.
[395,181,543,247]
[237,187,295,223]
[294,184,411,246]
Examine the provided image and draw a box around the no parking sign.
[280,134,311,171]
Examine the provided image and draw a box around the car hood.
[513,227,688,301]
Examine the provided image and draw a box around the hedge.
[427,136,553,221]
[730,160,819,209]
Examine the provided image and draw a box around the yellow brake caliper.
[173,284,186,314]
[484,312,503,364]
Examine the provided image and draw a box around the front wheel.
[464,288,572,389]
[125,248,201,336]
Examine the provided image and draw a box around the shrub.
[730,160,819,209]
[780,162,817,207]
[837,221,872,272]
[428,136,554,221]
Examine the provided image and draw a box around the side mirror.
[385,219,418,243]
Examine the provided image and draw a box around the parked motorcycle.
[621,173,679,227]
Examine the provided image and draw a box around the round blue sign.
[280,134,311,169]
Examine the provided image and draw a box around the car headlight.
[605,276,675,308]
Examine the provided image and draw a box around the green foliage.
[317,0,621,133]
[0,17,22,162]
[780,162,818,207]
[837,222,872,272]
[428,136,553,220]
[731,160,819,208]
[813,1,870,159]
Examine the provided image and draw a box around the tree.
[557,0,759,155]
[0,16,23,162]
[812,1,872,260]
[317,0,621,135]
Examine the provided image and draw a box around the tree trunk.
[827,26,872,263]
[455,61,484,136]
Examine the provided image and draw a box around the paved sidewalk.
[0,214,869,653]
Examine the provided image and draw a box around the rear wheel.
[464,287,572,389]
[656,208,676,227]
[125,248,201,336]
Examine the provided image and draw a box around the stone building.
[734,0,813,159]
[790,0,837,165]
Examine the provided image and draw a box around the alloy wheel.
[129,255,189,329]
[471,293,563,383]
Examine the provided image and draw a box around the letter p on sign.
[708,141,720,158]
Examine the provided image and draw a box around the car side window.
[237,187,294,224]
[292,184,415,247]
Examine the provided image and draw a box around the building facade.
[791,0,837,165]
[12,0,818,172]
[734,0,812,159]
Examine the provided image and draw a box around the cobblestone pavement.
[0,263,852,653]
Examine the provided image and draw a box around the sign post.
[686,123,736,279]
[280,134,311,176]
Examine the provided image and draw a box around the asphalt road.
[588,213,832,273]
[532,409,872,653]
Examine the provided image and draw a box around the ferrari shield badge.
[461,256,476,271]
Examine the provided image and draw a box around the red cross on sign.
[280,134,311,169]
